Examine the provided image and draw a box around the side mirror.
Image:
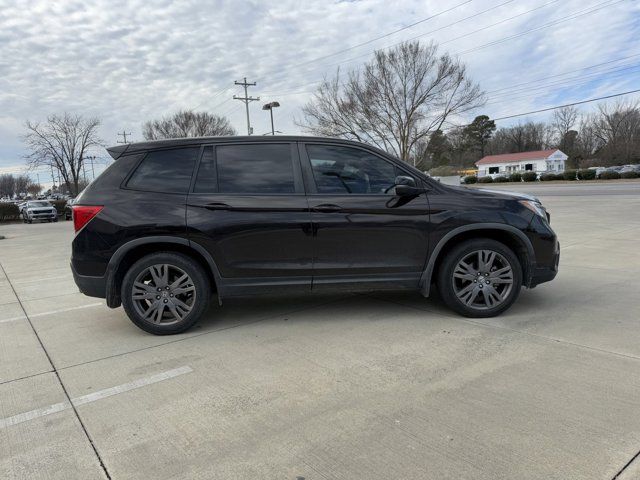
[393,176,425,196]
[394,175,416,187]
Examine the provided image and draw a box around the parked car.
[64,198,75,220]
[21,200,58,223]
[71,136,559,335]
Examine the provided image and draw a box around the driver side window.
[306,144,406,194]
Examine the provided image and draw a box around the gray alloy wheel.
[437,238,522,318]
[452,250,514,310]
[121,252,211,335]
[131,264,196,326]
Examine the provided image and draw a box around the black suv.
[71,137,559,334]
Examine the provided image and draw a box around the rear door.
[301,143,431,290]
[187,142,313,295]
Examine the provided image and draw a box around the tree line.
[19,40,640,196]
[0,173,42,199]
[422,102,640,171]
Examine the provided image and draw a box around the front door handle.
[311,204,342,213]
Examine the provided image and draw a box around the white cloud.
[0,0,638,167]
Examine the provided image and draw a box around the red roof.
[476,149,559,166]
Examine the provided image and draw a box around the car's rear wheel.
[121,252,210,335]
[437,239,522,318]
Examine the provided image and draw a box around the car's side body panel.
[71,136,559,311]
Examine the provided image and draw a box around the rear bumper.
[71,262,107,299]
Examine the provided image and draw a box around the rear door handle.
[202,202,231,211]
[311,204,342,213]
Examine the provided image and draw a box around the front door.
[187,142,313,295]
[300,143,431,291]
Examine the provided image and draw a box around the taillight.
[72,205,103,233]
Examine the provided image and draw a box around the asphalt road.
[1,182,640,479]
[469,179,640,196]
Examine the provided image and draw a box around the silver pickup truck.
[21,200,58,223]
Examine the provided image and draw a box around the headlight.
[519,200,547,219]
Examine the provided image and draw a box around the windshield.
[28,201,51,207]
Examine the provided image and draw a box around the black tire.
[53,217,58,222]
[27,217,32,224]
[121,252,211,335]
[437,238,522,318]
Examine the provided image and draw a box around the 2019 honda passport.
[71,136,559,335]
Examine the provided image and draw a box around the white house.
[475,149,568,177]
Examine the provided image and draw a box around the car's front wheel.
[437,239,522,318]
[121,252,211,335]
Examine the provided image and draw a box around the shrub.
[477,176,494,183]
[562,169,578,180]
[599,171,621,180]
[50,200,66,215]
[462,175,477,184]
[577,169,596,180]
[522,171,537,182]
[578,169,596,180]
[620,171,639,179]
[493,176,509,183]
[539,173,555,181]
[0,203,20,222]
[508,173,522,182]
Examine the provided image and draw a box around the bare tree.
[15,175,32,197]
[487,121,552,154]
[0,174,16,198]
[551,106,578,150]
[23,113,102,196]
[26,183,42,197]
[298,41,485,162]
[590,100,640,164]
[143,110,236,140]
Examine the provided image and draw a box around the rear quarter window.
[126,148,199,193]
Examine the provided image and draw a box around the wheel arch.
[420,223,535,297]
[105,236,223,308]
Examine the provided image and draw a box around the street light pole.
[262,101,280,135]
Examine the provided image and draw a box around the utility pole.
[117,131,132,143]
[233,77,260,135]
[86,155,96,180]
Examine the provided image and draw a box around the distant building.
[475,149,567,177]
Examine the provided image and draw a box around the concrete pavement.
[1,182,639,479]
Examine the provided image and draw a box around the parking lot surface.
[1,181,640,479]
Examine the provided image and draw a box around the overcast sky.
[1,0,638,185]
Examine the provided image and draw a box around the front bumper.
[529,241,560,288]
[28,211,57,220]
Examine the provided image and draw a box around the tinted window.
[127,148,198,193]
[216,144,295,194]
[193,147,216,193]
[307,145,403,194]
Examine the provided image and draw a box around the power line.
[291,0,475,69]
[263,0,621,97]
[233,77,260,135]
[455,0,624,56]
[262,0,518,93]
[486,62,640,101]
[490,88,640,122]
[485,52,640,95]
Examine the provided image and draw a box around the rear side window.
[126,148,198,193]
[194,144,295,194]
